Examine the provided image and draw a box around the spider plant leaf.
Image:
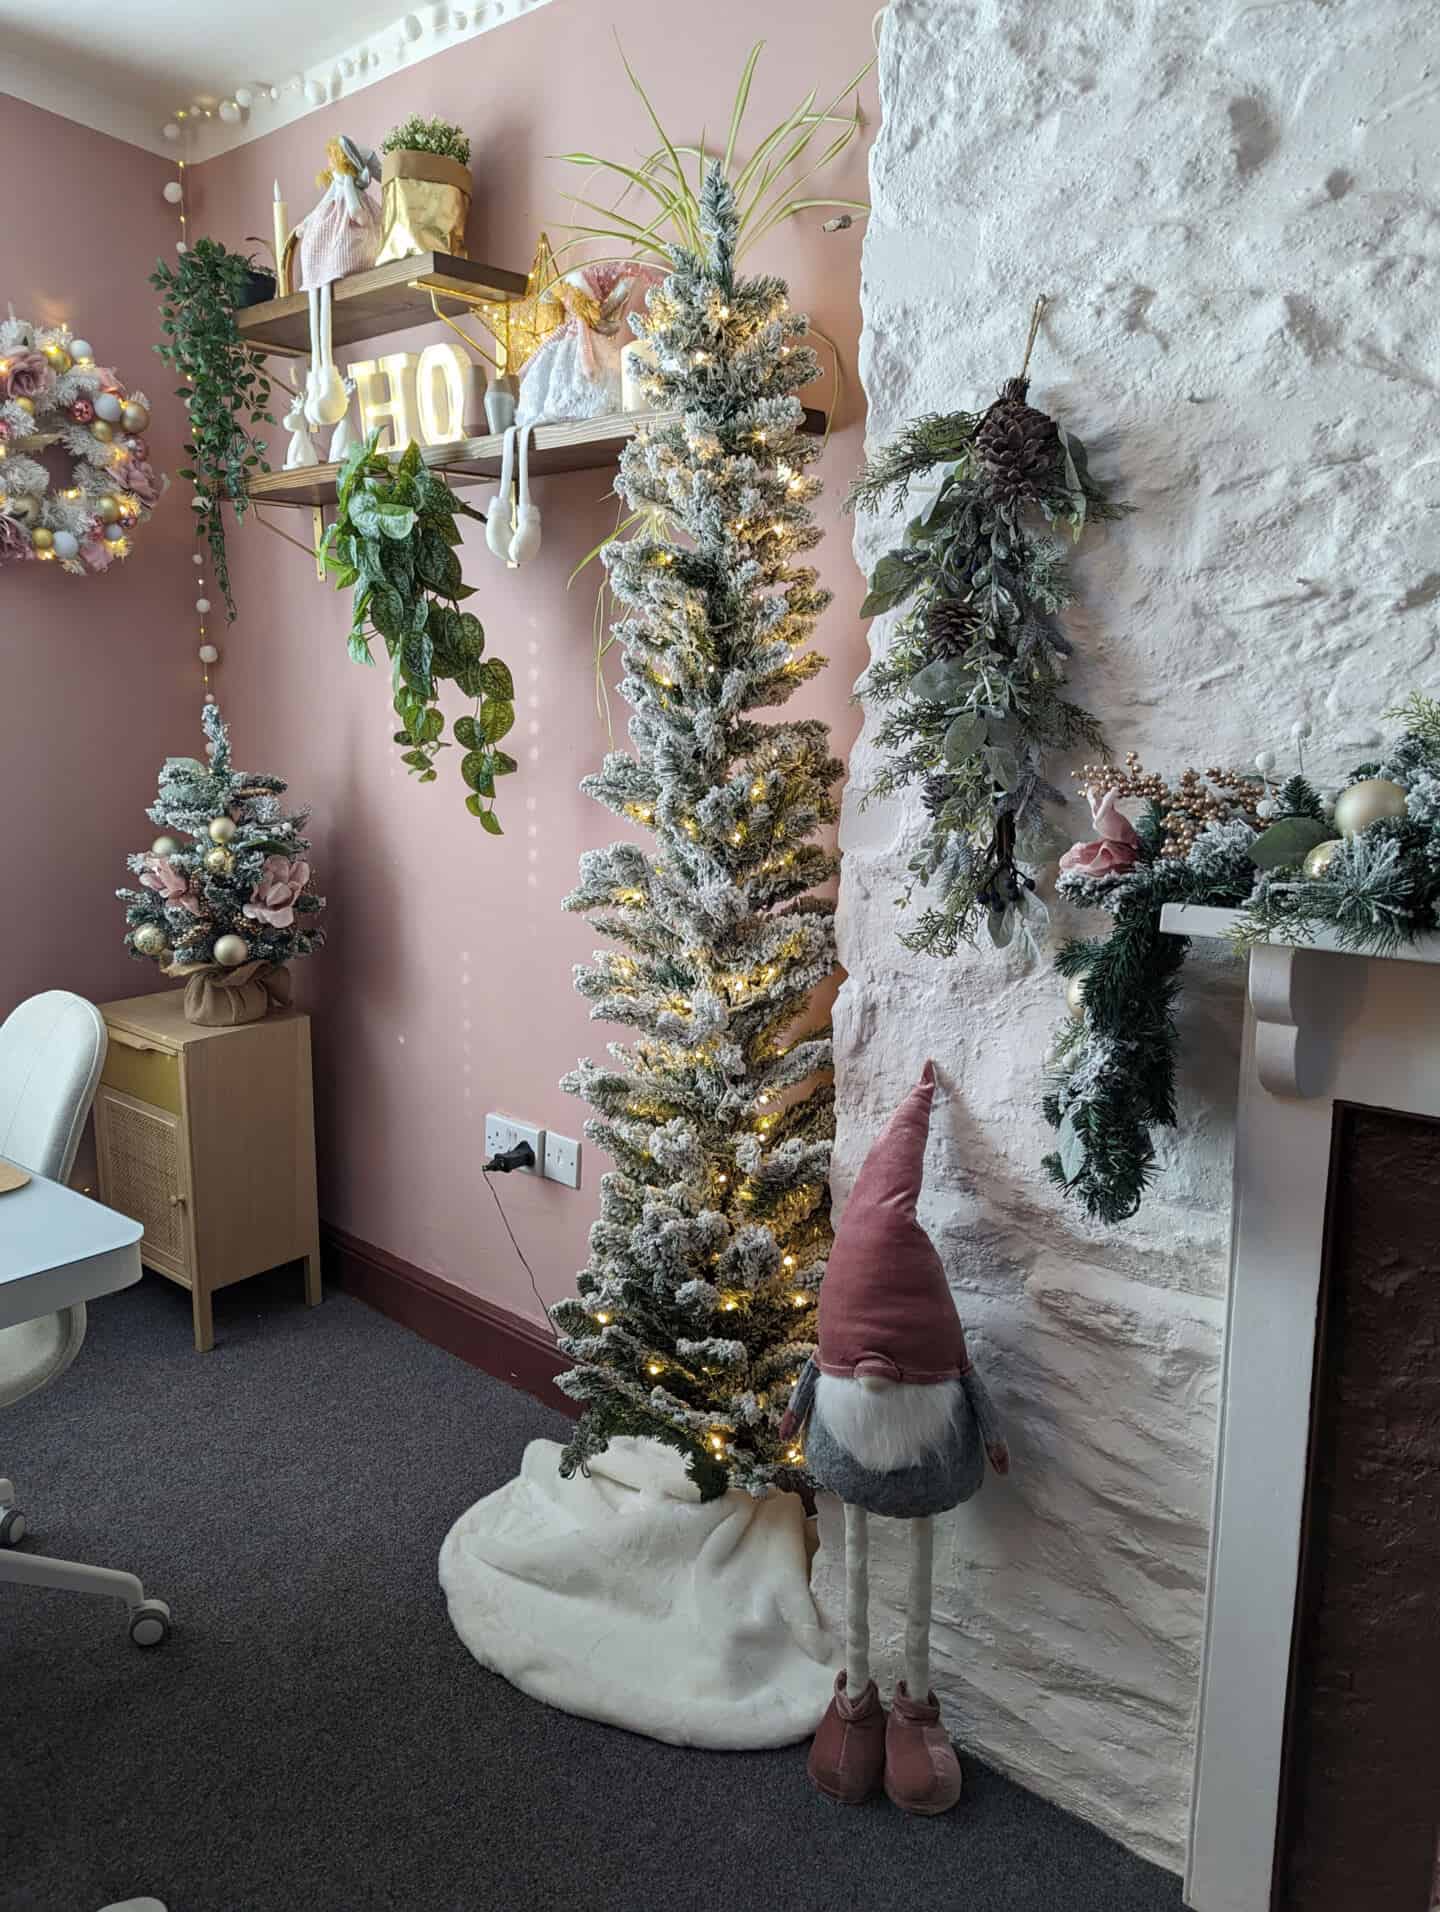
[723,41,764,178]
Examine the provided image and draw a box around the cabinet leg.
[191,1283,214,1353]
[302,1250,322,1308]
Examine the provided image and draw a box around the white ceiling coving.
[0,0,555,158]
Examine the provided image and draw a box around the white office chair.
[0,990,171,1646]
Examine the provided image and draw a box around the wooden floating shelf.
[245,406,829,511]
[236,252,530,358]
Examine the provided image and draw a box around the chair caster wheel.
[128,1598,171,1648]
[0,1506,26,1547]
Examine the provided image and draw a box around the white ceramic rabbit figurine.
[283,383,320,469]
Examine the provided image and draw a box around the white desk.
[0,1170,143,1330]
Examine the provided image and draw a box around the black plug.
[484,1140,536,1174]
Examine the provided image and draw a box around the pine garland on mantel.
[549,168,841,1501]
[1045,696,1440,1223]
[849,309,1130,957]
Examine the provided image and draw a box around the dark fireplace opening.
[1274,1101,1440,1912]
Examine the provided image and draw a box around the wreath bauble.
[0,312,164,574]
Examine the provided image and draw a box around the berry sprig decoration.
[849,298,1131,957]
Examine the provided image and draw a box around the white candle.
[272,180,289,294]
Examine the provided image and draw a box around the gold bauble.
[14,397,34,416]
[204,845,234,874]
[29,526,53,551]
[150,835,180,857]
[121,401,150,435]
[46,348,73,373]
[133,924,168,957]
[1064,973,1088,1021]
[90,419,113,443]
[208,816,237,844]
[7,493,39,526]
[1332,778,1407,838]
[212,932,250,967]
[95,494,121,525]
[1302,838,1344,879]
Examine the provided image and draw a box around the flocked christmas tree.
[550,170,842,1501]
[118,700,324,982]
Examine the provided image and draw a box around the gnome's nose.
[854,1354,902,1391]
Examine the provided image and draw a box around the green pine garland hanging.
[849,299,1130,956]
[1045,697,1440,1222]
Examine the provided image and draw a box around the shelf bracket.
[250,503,327,580]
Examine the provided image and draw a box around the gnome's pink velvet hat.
[816,1062,971,1386]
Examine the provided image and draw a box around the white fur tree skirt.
[439,1436,837,1748]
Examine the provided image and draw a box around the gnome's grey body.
[781,1063,1008,1814]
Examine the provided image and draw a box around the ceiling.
[0,0,553,157]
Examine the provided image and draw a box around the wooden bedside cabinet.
[94,990,321,1351]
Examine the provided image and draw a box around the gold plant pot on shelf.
[374,150,472,266]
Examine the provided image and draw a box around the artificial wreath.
[849,319,1128,956]
[0,314,162,572]
[1044,693,1440,1223]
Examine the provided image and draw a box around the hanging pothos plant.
[151,237,275,621]
[849,307,1130,957]
[320,434,517,831]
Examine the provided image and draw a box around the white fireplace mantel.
[1161,907,1440,1911]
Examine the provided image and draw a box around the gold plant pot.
[374,150,472,265]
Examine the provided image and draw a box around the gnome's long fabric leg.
[905,1516,935,1699]
[843,1502,871,1692]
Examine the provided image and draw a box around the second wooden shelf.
[246,407,828,510]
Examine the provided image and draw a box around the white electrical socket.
[484,1113,544,1174]
[543,1131,582,1189]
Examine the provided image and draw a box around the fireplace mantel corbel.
[1161,903,1440,1099]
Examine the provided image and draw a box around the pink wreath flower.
[114,454,161,508]
[1059,788,1142,879]
[243,855,311,929]
[1,350,54,401]
[139,854,205,915]
[0,515,32,567]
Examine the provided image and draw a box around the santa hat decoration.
[816,1061,970,1386]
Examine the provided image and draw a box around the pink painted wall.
[188,0,879,1320]
[0,95,203,1023]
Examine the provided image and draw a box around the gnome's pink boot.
[884,1681,963,1815]
[807,1671,887,1804]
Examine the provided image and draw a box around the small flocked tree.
[118,700,324,976]
[550,169,842,1500]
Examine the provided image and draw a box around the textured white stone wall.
[816,0,1437,1871]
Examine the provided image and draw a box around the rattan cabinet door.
[94,1085,192,1279]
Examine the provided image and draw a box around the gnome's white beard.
[815,1374,962,1473]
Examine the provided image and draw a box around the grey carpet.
[2,1269,1185,1912]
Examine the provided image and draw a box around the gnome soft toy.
[781,1062,1009,1814]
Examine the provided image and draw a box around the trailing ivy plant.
[151,237,275,621]
[849,369,1129,958]
[319,433,517,831]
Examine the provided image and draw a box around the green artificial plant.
[151,237,276,621]
[381,116,472,166]
[320,433,517,830]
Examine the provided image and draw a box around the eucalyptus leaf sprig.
[851,357,1129,958]
[151,237,276,621]
[320,434,518,831]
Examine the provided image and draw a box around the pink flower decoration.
[0,350,53,401]
[139,854,205,915]
[243,855,311,929]
[1059,788,1142,878]
[0,515,32,567]
[114,455,160,508]
[81,536,116,571]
